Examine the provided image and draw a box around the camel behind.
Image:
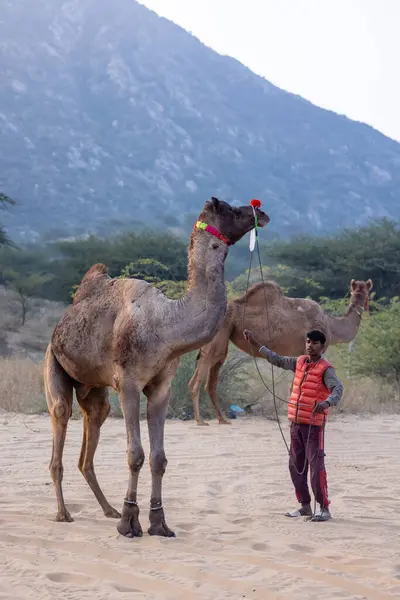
[189,278,372,425]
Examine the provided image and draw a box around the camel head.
[197,197,270,246]
[350,279,373,314]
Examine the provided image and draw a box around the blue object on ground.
[229,404,245,413]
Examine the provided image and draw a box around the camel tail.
[43,344,74,413]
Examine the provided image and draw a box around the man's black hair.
[306,329,326,345]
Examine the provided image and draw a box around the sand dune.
[0,413,398,599]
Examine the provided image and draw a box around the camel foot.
[117,503,143,538]
[148,520,175,537]
[218,418,231,425]
[148,507,175,537]
[55,510,74,523]
[196,420,209,426]
[104,506,121,519]
[117,517,143,538]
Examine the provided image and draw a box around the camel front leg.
[144,363,178,537]
[147,392,175,537]
[117,381,144,538]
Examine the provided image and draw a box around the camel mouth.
[255,209,270,228]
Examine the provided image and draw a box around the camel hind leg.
[76,387,121,519]
[188,356,211,426]
[44,345,74,522]
[205,361,230,425]
[189,320,232,426]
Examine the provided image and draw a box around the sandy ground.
[0,413,398,600]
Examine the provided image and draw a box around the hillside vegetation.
[1,219,399,419]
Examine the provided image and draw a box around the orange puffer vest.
[288,356,332,426]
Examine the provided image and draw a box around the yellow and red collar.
[195,220,230,245]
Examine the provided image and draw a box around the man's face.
[306,337,323,359]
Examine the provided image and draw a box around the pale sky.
[139,0,400,142]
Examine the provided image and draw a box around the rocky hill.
[1,0,400,242]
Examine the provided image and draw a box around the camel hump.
[73,263,110,303]
[235,280,283,304]
[255,280,283,294]
[85,263,109,277]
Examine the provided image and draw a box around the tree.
[156,280,186,299]
[70,258,186,301]
[0,244,51,284]
[121,259,186,299]
[48,230,189,302]
[4,270,53,325]
[346,298,400,390]
[265,219,400,301]
[0,192,15,247]
[226,264,323,300]
[120,258,171,283]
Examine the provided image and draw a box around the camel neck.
[171,228,228,354]
[326,302,363,344]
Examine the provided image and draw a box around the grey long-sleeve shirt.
[259,346,343,407]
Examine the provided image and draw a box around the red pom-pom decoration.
[250,199,261,208]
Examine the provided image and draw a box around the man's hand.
[243,329,254,342]
[243,329,262,348]
[314,401,330,414]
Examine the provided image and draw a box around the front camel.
[44,197,270,537]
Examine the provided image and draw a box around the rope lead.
[243,213,318,479]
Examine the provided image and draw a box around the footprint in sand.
[176,522,197,532]
[199,509,219,515]
[232,517,253,526]
[64,503,85,512]
[289,543,315,554]
[112,583,141,593]
[46,571,95,585]
[252,542,268,552]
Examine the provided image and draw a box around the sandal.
[285,505,313,518]
[308,507,332,522]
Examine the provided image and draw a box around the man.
[243,328,343,522]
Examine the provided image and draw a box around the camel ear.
[209,196,221,213]
[350,279,356,291]
[366,279,373,291]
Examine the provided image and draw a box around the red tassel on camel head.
[250,199,261,209]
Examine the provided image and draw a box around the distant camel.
[43,197,269,537]
[189,278,372,425]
